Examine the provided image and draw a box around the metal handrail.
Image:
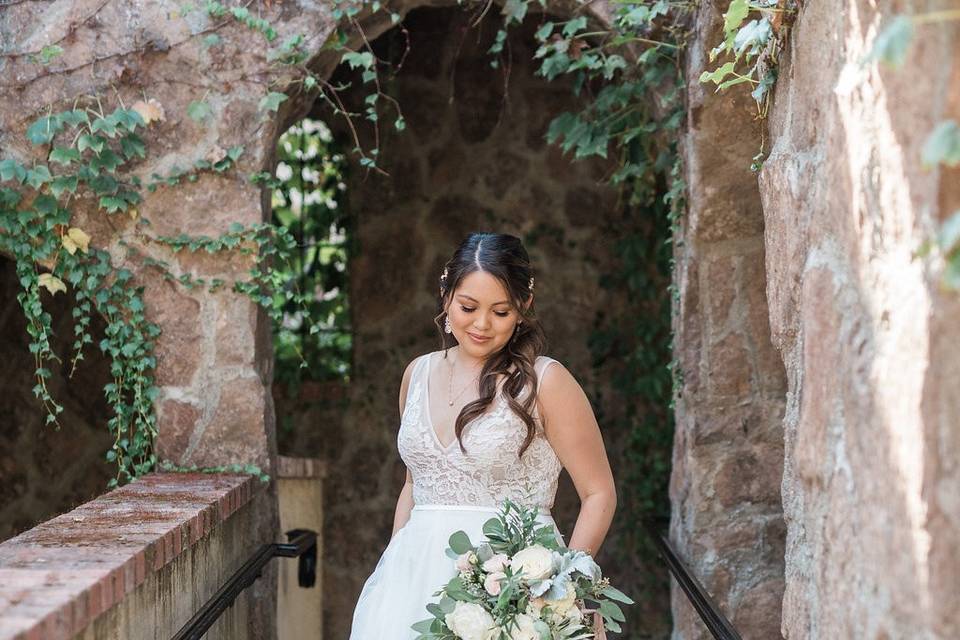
[643,518,743,640]
[172,528,317,640]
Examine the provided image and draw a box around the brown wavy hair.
[432,232,548,459]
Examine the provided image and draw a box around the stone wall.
[670,1,788,638]
[759,1,960,638]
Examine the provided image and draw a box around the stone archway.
[2,1,794,638]
[275,4,673,636]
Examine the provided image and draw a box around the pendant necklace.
[447,355,480,406]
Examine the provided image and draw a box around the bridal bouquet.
[412,499,633,640]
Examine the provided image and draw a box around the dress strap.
[403,352,431,411]
[535,356,559,393]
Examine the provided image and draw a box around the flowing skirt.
[348,503,564,640]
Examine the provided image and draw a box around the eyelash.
[460,306,510,317]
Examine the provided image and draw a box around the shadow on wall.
[0,256,114,541]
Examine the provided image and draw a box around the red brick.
[0,472,260,638]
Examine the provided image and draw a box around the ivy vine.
[866,9,960,291]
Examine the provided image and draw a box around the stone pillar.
[670,1,788,638]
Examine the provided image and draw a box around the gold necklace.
[447,355,480,406]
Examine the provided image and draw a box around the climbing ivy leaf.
[921,120,960,167]
[563,16,587,38]
[866,15,914,68]
[61,109,89,127]
[0,159,27,183]
[937,210,960,253]
[699,61,737,87]
[603,55,627,80]
[38,44,64,65]
[50,175,79,198]
[49,147,81,165]
[26,115,63,145]
[341,51,374,70]
[38,273,67,295]
[120,134,146,159]
[89,148,123,173]
[723,0,749,38]
[62,227,91,255]
[502,0,529,26]
[99,196,128,213]
[258,91,288,112]
[25,165,52,189]
[187,100,213,121]
[77,134,105,154]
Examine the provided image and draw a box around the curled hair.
[432,232,547,458]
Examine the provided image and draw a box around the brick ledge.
[0,472,260,640]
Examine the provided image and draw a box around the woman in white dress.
[349,232,618,639]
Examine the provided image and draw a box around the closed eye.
[460,306,510,317]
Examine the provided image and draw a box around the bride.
[349,232,617,639]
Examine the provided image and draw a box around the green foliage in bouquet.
[413,499,634,640]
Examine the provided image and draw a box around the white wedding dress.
[349,351,566,639]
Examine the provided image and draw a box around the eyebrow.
[456,294,511,306]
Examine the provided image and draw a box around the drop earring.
[444,317,452,333]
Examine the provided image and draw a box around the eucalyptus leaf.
[448,530,473,555]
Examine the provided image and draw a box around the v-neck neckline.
[423,351,459,452]
[422,351,514,453]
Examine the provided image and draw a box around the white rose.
[507,613,540,640]
[544,579,577,614]
[484,571,506,596]
[481,553,509,573]
[510,545,555,581]
[445,601,497,640]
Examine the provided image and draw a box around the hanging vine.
[1,0,692,508]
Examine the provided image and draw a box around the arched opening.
[268,4,676,636]
[0,255,114,541]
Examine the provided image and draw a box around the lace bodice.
[397,352,564,510]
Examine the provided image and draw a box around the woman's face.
[446,270,524,360]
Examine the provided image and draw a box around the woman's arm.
[391,357,418,538]
[538,362,617,556]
